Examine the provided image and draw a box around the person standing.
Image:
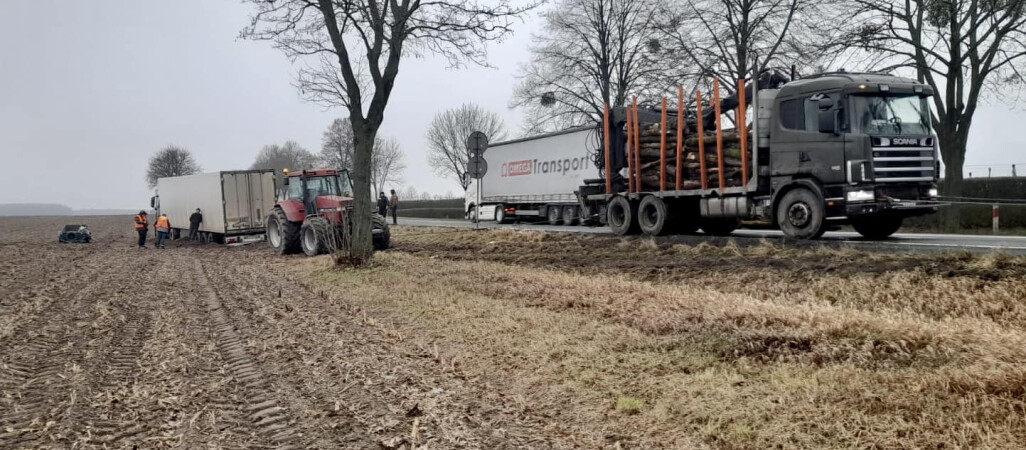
[189,208,203,240]
[388,189,399,225]
[134,211,149,249]
[377,192,389,217]
[155,214,171,249]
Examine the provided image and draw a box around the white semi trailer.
[152,170,276,244]
[465,126,601,225]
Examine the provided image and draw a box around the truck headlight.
[928,188,938,198]
[846,190,875,202]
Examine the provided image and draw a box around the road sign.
[466,131,489,158]
[468,155,488,179]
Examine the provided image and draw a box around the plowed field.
[3,216,1026,449]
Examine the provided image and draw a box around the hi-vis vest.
[155,216,170,231]
[134,215,148,230]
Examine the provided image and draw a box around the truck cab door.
[771,92,846,185]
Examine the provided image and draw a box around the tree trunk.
[349,120,377,263]
[938,128,966,231]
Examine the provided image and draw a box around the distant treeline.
[0,204,138,217]
[906,178,1026,232]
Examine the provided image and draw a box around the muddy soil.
[0,216,576,449]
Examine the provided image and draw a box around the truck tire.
[608,195,639,236]
[852,215,903,240]
[562,205,579,226]
[468,205,478,223]
[776,188,826,239]
[301,216,332,256]
[700,218,740,236]
[267,208,301,254]
[547,205,563,225]
[372,213,391,250]
[638,196,670,236]
[495,204,508,224]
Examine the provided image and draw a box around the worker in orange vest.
[134,211,149,249]
[154,214,171,249]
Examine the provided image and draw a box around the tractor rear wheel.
[372,213,391,250]
[300,216,332,256]
[267,208,301,254]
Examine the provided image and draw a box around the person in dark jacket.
[189,208,203,240]
[377,192,389,216]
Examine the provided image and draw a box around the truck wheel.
[776,188,826,239]
[607,195,639,236]
[300,216,331,256]
[372,213,391,250]
[495,204,507,224]
[468,206,479,223]
[852,215,903,240]
[638,196,670,236]
[267,208,301,254]
[562,206,579,226]
[700,218,740,236]
[547,206,563,225]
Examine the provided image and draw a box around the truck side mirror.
[816,97,834,110]
[818,110,840,135]
[150,196,156,208]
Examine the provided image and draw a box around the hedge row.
[905,177,1026,232]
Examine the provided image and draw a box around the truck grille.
[872,147,935,182]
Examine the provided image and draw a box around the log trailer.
[570,69,943,239]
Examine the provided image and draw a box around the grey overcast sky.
[1,1,1024,210]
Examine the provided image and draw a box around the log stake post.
[738,78,749,186]
[604,102,613,194]
[633,97,642,192]
[696,91,708,190]
[676,86,684,191]
[660,97,668,192]
[714,78,726,193]
[625,104,634,193]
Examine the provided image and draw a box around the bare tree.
[655,0,838,96]
[512,0,661,134]
[146,145,201,188]
[319,117,356,170]
[841,0,1026,225]
[402,186,419,200]
[251,141,319,177]
[426,103,508,190]
[371,137,406,195]
[242,0,536,263]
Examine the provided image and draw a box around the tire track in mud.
[0,253,141,447]
[192,258,302,448]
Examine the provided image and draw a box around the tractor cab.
[280,169,354,225]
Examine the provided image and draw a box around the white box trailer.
[466,126,601,225]
[153,170,276,243]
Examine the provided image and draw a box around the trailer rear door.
[222,171,275,235]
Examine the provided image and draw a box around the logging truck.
[471,69,942,239]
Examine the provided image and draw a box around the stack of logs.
[632,120,751,191]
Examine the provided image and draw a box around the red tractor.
[265,168,390,256]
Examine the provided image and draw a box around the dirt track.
[0,217,573,449]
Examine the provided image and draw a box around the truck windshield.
[853,94,931,135]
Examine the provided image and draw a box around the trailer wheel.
[267,208,301,254]
[546,205,563,225]
[638,196,670,236]
[700,218,740,236]
[776,188,826,239]
[607,195,639,236]
[562,205,579,226]
[852,214,903,240]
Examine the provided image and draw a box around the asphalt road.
[398,217,1026,255]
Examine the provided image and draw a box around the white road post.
[993,204,1000,234]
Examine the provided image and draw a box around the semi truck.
[152,170,276,244]
[465,126,601,225]
[471,69,942,239]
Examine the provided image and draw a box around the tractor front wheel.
[300,216,332,256]
[267,208,301,255]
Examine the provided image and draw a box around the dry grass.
[296,228,1026,449]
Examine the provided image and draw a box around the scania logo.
[892,138,918,146]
